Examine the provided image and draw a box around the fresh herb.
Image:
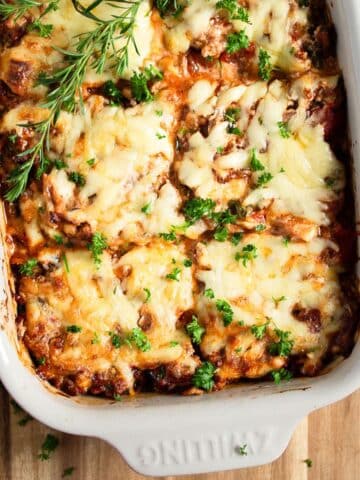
[303,458,313,468]
[19,258,38,276]
[227,125,242,135]
[4,0,143,201]
[215,299,234,326]
[251,321,269,340]
[62,253,70,273]
[216,0,250,22]
[216,146,224,154]
[235,244,258,267]
[249,148,264,171]
[68,171,86,187]
[268,329,294,356]
[156,132,166,139]
[255,224,266,232]
[256,171,273,187]
[53,234,64,245]
[192,361,216,391]
[231,232,243,246]
[183,258,192,267]
[282,235,291,246]
[183,197,216,224]
[128,327,151,352]
[66,325,82,333]
[166,267,181,282]
[214,226,228,242]
[224,107,241,124]
[113,394,122,402]
[155,0,184,18]
[54,158,67,170]
[111,333,122,349]
[141,202,152,214]
[87,232,108,267]
[130,65,163,102]
[204,288,215,299]
[226,30,249,53]
[91,332,101,345]
[159,230,177,242]
[86,157,95,166]
[271,368,293,384]
[278,121,291,138]
[186,316,205,344]
[169,340,179,347]
[8,133,18,143]
[235,444,248,456]
[37,356,46,365]
[38,433,59,460]
[258,48,272,81]
[155,109,163,116]
[273,296,286,306]
[143,287,151,303]
[18,414,33,426]
[103,80,123,106]
[62,467,75,477]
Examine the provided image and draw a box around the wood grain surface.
[0,386,359,480]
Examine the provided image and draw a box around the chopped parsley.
[91,332,101,345]
[155,109,163,116]
[249,148,264,171]
[273,295,286,306]
[38,434,59,461]
[87,157,95,166]
[193,361,216,391]
[54,158,67,170]
[66,325,82,333]
[166,266,181,281]
[156,132,166,139]
[159,230,177,242]
[268,329,294,356]
[271,368,293,384]
[103,80,123,106]
[183,197,216,224]
[231,232,243,246]
[303,458,313,468]
[204,288,215,299]
[214,226,228,242]
[19,258,38,277]
[256,171,273,187]
[251,321,269,340]
[224,107,241,124]
[18,414,33,426]
[62,467,75,477]
[143,287,151,303]
[216,0,250,22]
[235,244,258,267]
[235,444,248,456]
[186,316,205,344]
[227,125,242,135]
[130,65,163,103]
[53,234,64,245]
[216,146,224,154]
[87,232,108,267]
[282,235,291,246]
[169,340,179,347]
[28,19,54,38]
[258,48,272,81]
[111,333,122,349]
[8,133,17,143]
[215,299,234,326]
[68,171,85,187]
[127,327,151,352]
[183,258,192,267]
[255,224,266,232]
[113,394,122,402]
[226,30,250,53]
[155,0,184,17]
[278,121,291,138]
[141,202,152,215]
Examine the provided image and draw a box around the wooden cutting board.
[0,386,359,480]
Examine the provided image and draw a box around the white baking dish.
[1,0,360,476]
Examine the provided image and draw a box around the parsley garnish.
[130,65,163,103]
[214,226,228,242]
[141,202,152,215]
[273,296,286,307]
[103,80,123,106]
[166,267,181,281]
[216,0,250,22]
[249,148,264,171]
[258,48,272,81]
[256,172,273,187]
[62,467,75,477]
[303,458,313,468]
[8,133,17,143]
[54,158,67,170]
[38,434,59,461]
[169,340,179,347]
[235,444,248,456]
[111,333,122,349]
[271,368,293,384]
[231,232,243,245]
[268,329,294,356]
[155,0,184,18]
[53,234,64,245]
[226,30,249,53]
[114,394,122,402]
[183,258,192,267]
[255,224,266,232]
[235,244,258,267]
[204,288,215,299]
[159,231,177,242]
[28,19,54,38]
[215,299,234,326]
[186,316,205,344]
[68,171,86,187]
[87,232,108,267]
[91,332,101,345]
[87,157,95,166]
[193,362,216,391]
[251,321,269,340]
[278,121,291,138]
[128,327,151,352]
[224,107,241,124]
[283,235,291,246]
[183,198,216,224]
[143,287,151,303]
[66,325,82,333]
[19,258,38,276]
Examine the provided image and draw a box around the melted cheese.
[196,235,344,357]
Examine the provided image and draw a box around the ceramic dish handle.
[104,415,301,476]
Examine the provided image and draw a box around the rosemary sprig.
[0,0,41,21]
[5,0,143,201]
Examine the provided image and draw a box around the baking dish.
[1,0,360,476]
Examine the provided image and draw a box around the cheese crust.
[1,0,358,397]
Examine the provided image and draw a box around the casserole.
[0,0,360,476]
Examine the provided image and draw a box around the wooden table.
[0,386,359,480]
